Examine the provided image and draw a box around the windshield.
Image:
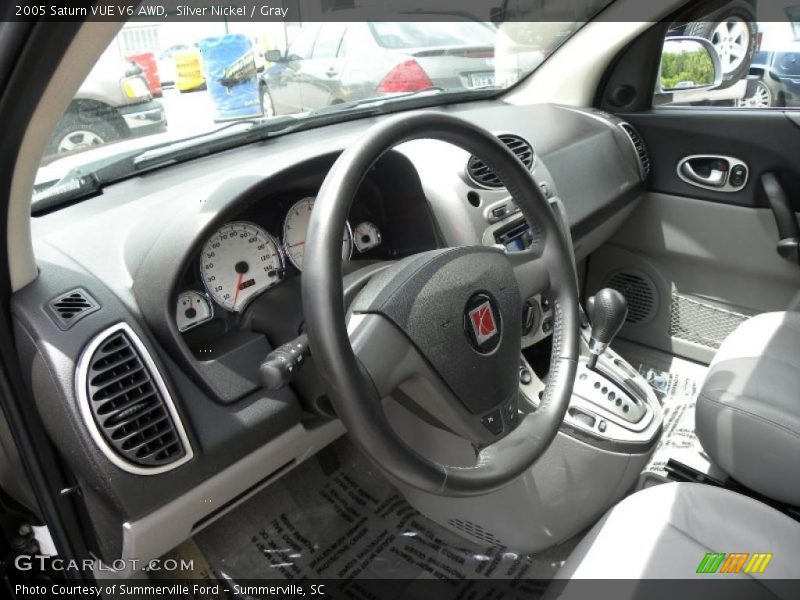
[368,22,497,49]
[35,1,613,187]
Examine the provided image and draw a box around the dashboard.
[13,100,646,569]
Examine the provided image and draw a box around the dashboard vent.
[46,288,99,330]
[78,323,192,474]
[619,123,651,179]
[604,270,657,325]
[466,134,535,189]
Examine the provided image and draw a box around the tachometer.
[282,196,352,271]
[199,221,283,312]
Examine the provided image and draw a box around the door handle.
[681,162,726,187]
[676,155,748,192]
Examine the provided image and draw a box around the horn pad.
[350,247,522,415]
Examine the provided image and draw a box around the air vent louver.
[448,518,504,546]
[604,270,657,325]
[466,134,535,188]
[79,324,191,473]
[46,288,99,330]
[619,123,651,179]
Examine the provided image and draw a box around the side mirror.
[264,49,284,63]
[656,36,723,103]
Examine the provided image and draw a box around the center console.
[387,199,664,554]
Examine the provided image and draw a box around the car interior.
[1,0,800,598]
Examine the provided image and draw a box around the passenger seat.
[696,311,800,506]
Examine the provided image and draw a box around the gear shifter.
[586,288,628,369]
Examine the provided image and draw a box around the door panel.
[626,109,800,207]
[585,110,800,363]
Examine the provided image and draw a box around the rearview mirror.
[657,36,723,99]
[264,49,283,63]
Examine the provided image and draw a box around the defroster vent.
[77,323,192,474]
[46,288,99,330]
[466,134,535,188]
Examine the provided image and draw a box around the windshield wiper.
[308,87,447,114]
[307,86,498,115]
[32,118,294,212]
[33,113,370,212]
[33,86,501,213]
[32,172,101,213]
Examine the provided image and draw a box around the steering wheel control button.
[481,410,503,435]
[598,420,607,433]
[464,292,502,354]
[505,399,519,425]
[519,368,532,385]
[522,301,537,335]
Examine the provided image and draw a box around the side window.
[656,2,800,109]
[312,24,347,59]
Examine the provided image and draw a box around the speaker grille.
[669,293,749,349]
[604,271,657,325]
[447,519,504,546]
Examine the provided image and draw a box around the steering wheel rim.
[303,112,579,497]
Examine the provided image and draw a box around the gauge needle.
[232,272,244,307]
[287,241,305,248]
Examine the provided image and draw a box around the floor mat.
[191,439,578,593]
[613,341,714,478]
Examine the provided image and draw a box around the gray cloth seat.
[557,482,800,587]
[696,311,800,506]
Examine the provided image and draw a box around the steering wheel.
[303,112,579,497]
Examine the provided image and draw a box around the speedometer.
[199,221,283,312]
[282,196,352,271]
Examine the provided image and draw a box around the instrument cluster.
[176,195,383,332]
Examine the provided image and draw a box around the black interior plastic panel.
[623,109,800,209]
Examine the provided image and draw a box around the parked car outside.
[739,20,800,107]
[667,0,757,89]
[126,51,162,97]
[45,46,167,159]
[259,19,544,116]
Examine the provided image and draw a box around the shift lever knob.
[586,288,627,369]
